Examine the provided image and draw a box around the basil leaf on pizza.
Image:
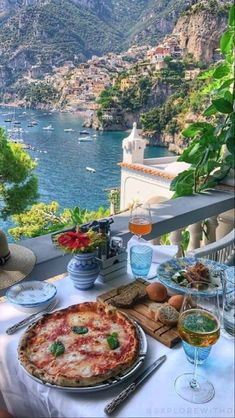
[72,326,88,334]
[107,335,119,350]
[50,341,65,357]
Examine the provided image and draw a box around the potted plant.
[57,229,103,290]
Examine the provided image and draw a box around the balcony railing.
[112,188,234,245]
[0,188,233,297]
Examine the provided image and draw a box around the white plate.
[19,322,147,392]
[6,281,57,307]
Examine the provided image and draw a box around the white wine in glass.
[175,281,220,404]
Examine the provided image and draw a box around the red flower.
[57,230,99,253]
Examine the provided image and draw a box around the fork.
[6,298,58,335]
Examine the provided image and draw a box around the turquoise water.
[0,107,173,239]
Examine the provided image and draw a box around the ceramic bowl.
[6,280,57,308]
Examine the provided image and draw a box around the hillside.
[0,0,195,90]
[87,0,230,131]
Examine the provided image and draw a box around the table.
[0,273,234,418]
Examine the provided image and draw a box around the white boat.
[78,136,93,142]
[43,125,54,131]
[79,130,89,135]
[7,127,24,133]
[64,128,75,132]
[86,167,96,173]
[8,138,24,143]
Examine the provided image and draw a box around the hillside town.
[42,44,150,113]
[40,28,212,116]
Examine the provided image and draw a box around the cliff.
[173,0,230,63]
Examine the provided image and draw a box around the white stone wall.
[120,168,173,210]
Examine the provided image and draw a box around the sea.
[0,107,173,240]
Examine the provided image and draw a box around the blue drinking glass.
[182,341,212,365]
[130,245,153,278]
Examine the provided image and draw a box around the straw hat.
[0,230,36,290]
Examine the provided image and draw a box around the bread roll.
[148,302,163,320]
[146,283,168,302]
[157,303,179,326]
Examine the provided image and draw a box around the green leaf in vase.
[50,341,65,357]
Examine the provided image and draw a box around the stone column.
[204,216,218,245]
[170,229,183,257]
[217,209,235,239]
[187,222,202,251]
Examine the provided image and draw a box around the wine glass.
[175,282,220,404]
[128,203,152,239]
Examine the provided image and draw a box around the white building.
[119,124,234,246]
[119,123,189,210]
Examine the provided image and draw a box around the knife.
[5,298,58,335]
[104,355,166,415]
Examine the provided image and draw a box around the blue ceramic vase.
[67,252,100,290]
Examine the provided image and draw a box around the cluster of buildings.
[18,34,201,112]
[147,34,183,70]
[43,46,150,112]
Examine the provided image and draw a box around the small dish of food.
[157,257,227,295]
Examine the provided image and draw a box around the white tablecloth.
[0,271,234,418]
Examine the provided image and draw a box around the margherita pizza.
[18,302,139,386]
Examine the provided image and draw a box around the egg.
[168,295,184,311]
[146,283,168,302]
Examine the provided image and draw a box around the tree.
[9,202,110,240]
[0,128,38,220]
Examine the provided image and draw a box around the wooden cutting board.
[97,279,180,348]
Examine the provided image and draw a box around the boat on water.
[79,130,90,135]
[64,128,75,132]
[8,127,24,133]
[8,138,24,143]
[28,120,38,127]
[86,167,96,173]
[43,125,54,131]
[4,119,12,123]
[21,144,36,151]
[13,120,21,125]
[78,136,93,142]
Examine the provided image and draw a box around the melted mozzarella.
[80,365,92,377]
